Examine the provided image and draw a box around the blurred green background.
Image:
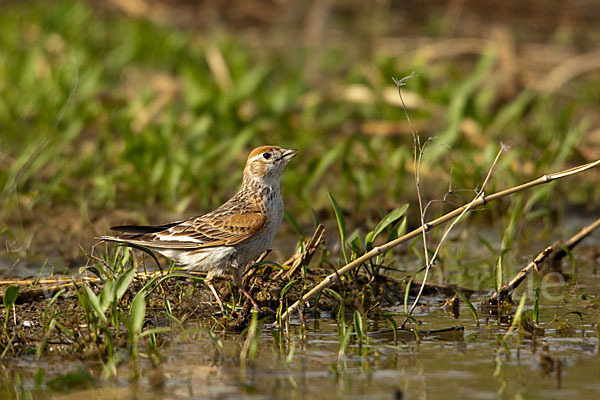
[1,0,599,263]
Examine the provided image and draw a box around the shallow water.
[1,226,600,399]
[147,276,600,400]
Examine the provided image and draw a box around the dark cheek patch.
[251,161,267,176]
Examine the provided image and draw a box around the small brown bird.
[101,146,296,311]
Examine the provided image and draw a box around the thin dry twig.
[402,143,508,326]
[281,224,325,280]
[395,72,503,325]
[278,159,600,323]
[395,74,432,285]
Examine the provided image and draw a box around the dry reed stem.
[487,216,600,304]
[278,159,600,323]
[487,246,553,305]
[0,270,202,301]
[547,217,600,264]
[280,224,325,280]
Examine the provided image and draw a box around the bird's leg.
[205,276,226,314]
[234,268,262,312]
[239,286,261,312]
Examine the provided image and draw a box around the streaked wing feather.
[160,212,267,247]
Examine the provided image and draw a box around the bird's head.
[243,145,296,185]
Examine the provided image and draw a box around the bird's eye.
[262,152,271,160]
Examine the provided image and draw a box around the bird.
[100,145,297,312]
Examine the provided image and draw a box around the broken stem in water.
[487,216,600,304]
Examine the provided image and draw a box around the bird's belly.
[160,246,236,274]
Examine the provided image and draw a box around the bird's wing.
[102,194,267,250]
[156,212,267,247]
[101,212,266,250]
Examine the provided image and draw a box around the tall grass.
[0,0,597,231]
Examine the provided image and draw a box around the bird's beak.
[281,149,297,161]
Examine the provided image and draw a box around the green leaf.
[115,267,135,302]
[503,292,527,342]
[533,287,540,323]
[383,312,420,337]
[581,292,600,307]
[129,290,146,335]
[280,279,300,298]
[3,285,19,309]
[162,310,183,328]
[325,288,343,303]
[138,327,171,338]
[371,205,409,244]
[477,235,497,255]
[404,276,414,314]
[142,272,203,296]
[501,197,522,254]
[347,230,362,255]
[43,288,65,325]
[207,327,224,351]
[337,322,353,359]
[99,279,115,312]
[383,313,398,343]
[454,290,480,327]
[353,310,364,344]
[494,256,503,294]
[387,218,407,243]
[83,286,107,324]
[365,231,375,250]
[308,147,342,189]
[328,192,348,263]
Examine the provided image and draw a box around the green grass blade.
[372,204,409,242]
[83,285,107,324]
[353,310,364,345]
[280,279,300,298]
[454,290,480,327]
[503,292,527,342]
[494,256,503,294]
[328,192,348,264]
[129,290,146,335]
[325,288,344,304]
[533,287,540,323]
[115,267,136,302]
[404,276,414,314]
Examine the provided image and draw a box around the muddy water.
[137,271,600,400]
[2,240,600,399]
